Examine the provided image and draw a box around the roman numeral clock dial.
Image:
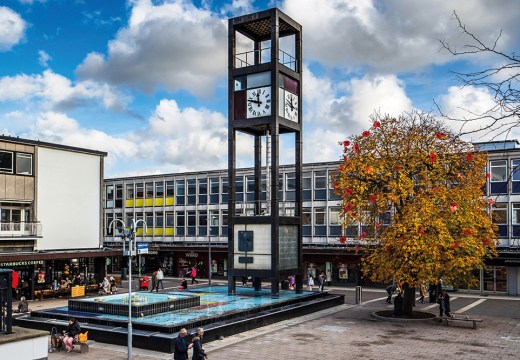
[284,91,299,122]
[246,86,271,118]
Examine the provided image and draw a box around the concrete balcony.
[0,222,42,238]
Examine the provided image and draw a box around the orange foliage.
[332,111,497,287]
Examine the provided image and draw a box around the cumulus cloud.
[0,6,27,51]
[0,70,131,112]
[25,112,140,170]
[148,99,231,170]
[435,85,520,141]
[282,0,520,72]
[76,0,228,97]
[301,68,413,163]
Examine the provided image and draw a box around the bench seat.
[74,340,95,353]
[442,315,482,329]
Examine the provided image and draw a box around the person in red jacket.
[191,267,198,284]
[139,275,149,291]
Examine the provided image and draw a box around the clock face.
[284,91,298,122]
[246,86,271,118]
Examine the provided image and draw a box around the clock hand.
[248,99,261,105]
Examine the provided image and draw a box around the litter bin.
[121,268,128,281]
[355,286,362,304]
[281,280,289,290]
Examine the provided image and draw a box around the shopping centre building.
[102,140,520,295]
[2,135,519,299]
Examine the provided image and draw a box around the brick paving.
[43,300,520,360]
[14,278,519,360]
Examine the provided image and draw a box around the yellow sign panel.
[71,285,85,298]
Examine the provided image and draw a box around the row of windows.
[105,170,338,208]
[0,150,33,176]
[104,206,363,238]
[491,202,520,239]
[489,159,520,194]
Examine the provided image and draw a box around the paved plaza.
[15,279,520,360]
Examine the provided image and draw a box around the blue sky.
[1,0,519,178]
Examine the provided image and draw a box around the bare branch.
[438,11,520,138]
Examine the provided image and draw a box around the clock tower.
[228,8,303,296]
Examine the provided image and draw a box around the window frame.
[16,153,33,175]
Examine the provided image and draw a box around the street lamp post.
[208,235,212,286]
[109,218,146,360]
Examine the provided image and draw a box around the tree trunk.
[402,282,415,317]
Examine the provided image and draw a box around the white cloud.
[25,112,140,171]
[282,0,520,72]
[38,50,51,67]
[435,85,520,141]
[301,69,413,163]
[0,70,131,112]
[148,99,230,170]
[76,0,228,97]
[0,6,27,51]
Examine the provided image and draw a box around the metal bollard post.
[355,286,362,304]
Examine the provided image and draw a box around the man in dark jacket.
[438,289,451,317]
[174,328,192,360]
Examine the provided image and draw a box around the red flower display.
[488,199,496,205]
[466,154,474,161]
[419,228,425,235]
[343,140,350,147]
[362,130,370,137]
[451,243,459,249]
[345,188,353,196]
[365,166,374,174]
[429,152,437,163]
[369,194,377,203]
[450,203,458,211]
[373,120,381,128]
[353,143,360,153]
[486,173,491,179]
[345,203,353,212]
[462,228,472,235]
[339,236,346,244]
[482,238,491,246]
[360,231,367,238]
[355,244,361,252]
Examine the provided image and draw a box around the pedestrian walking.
[438,289,451,317]
[326,270,332,286]
[157,268,164,290]
[418,281,427,303]
[428,283,437,303]
[318,271,325,292]
[307,266,314,291]
[191,327,208,360]
[174,328,192,360]
[191,266,199,284]
[150,270,158,292]
[289,275,295,290]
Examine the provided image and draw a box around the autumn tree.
[332,111,497,316]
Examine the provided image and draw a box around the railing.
[234,48,297,71]
[234,200,298,217]
[0,222,42,237]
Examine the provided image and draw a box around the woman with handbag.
[63,318,81,353]
[191,328,208,360]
